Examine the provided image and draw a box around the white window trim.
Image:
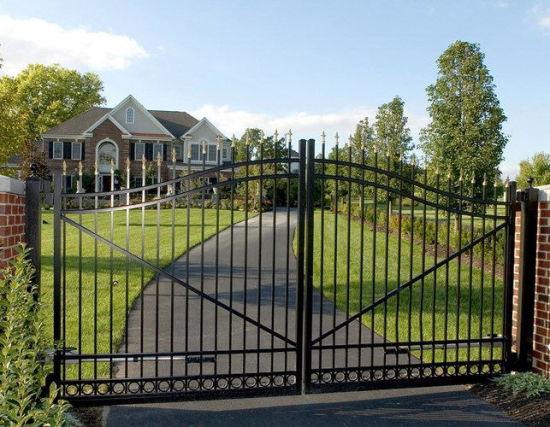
[190,144,200,161]
[153,143,163,161]
[207,144,217,162]
[135,142,145,161]
[53,141,63,160]
[95,138,119,172]
[126,107,135,124]
[71,142,82,160]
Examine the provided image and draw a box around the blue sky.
[1,0,549,177]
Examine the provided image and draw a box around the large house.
[41,95,232,191]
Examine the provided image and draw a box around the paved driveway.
[116,208,406,380]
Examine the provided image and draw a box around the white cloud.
[530,4,550,32]
[496,1,509,9]
[0,15,148,75]
[500,163,519,180]
[191,104,429,144]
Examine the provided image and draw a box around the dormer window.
[126,107,134,124]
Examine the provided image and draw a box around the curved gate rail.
[51,139,304,404]
[51,137,517,405]
[301,137,517,392]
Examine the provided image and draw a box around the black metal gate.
[51,137,516,405]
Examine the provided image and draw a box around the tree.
[420,41,507,193]
[517,152,550,188]
[0,64,105,176]
[374,96,413,160]
[0,56,26,168]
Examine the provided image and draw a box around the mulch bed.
[70,407,103,427]
[468,382,550,426]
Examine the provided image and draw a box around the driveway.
[116,208,405,380]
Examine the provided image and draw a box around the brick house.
[41,95,232,191]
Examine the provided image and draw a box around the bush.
[0,245,70,425]
[493,372,550,398]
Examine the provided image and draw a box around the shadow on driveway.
[104,385,519,426]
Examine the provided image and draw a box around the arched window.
[126,107,134,124]
[97,140,118,173]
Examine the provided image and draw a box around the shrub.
[0,245,70,425]
[493,372,550,398]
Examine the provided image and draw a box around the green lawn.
[40,208,247,380]
[305,210,505,364]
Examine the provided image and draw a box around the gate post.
[515,181,539,370]
[296,139,306,393]
[503,180,517,369]
[25,166,42,295]
[303,139,315,393]
[52,171,63,383]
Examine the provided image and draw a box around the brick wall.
[0,176,26,271]
[512,185,550,378]
[534,194,550,377]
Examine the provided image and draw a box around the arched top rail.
[61,172,299,214]
[315,158,509,207]
[62,157,299,199]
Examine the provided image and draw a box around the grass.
[39,207,247,380]
[303,210,505,364]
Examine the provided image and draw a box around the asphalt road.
[115,208,407,380]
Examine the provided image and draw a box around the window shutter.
[81,142,85,160]
[163,144,168,161]
[130,143,135,161]
[145,143,153,161]
[63,142,72,159]
[48,141,53,159]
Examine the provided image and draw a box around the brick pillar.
[0,175,26,272]
[534,188,550,377]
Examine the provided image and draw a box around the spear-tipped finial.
[62,160,67,175]
[274,129,279,142]
[527,177,534,188]
[411,154,416,167]
[471,173,476,184]
[202,140,207,154]
[245,132,250,146]
[142,154,146,169]
[126,157,131,171]
[482,173,487,186]
[321,131,326,145]
[172,147,176,163]
[447,169,452,180]
[373,143,378,154]
[348,134,353,147]
[505,176,510,187]
[110,159,115,174]
[398,150,403,162]
[231,134,237,147]
[95,160,99,175]
[79,161,83,176]
[156,150,162,165]
[259,130,264,144]
[459,169,464,182]
[287,129,293,144]
[335,132,339,145]
[216,134,222,150]
[187,143,192,159]
[435,165,440,175]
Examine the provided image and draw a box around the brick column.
[534,186,550,377]
[0,175,26,271]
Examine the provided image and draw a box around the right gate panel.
[306,141,515,391]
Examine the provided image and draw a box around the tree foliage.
[420,41,507,191]
[516,152,550,188]
[0,63,105,174]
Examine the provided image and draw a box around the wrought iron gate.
[51,137,516,405]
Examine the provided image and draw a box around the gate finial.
[321,131,326,146]
[335,132,339,145]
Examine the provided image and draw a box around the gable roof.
[43,105,200,139]
[181,117,227,141]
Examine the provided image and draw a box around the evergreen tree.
[420,41,507,192]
